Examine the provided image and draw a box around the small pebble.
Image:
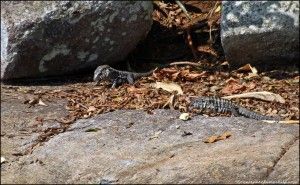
[1,156,6,163]
[179,113,190,121]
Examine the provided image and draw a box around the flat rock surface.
[1,99,299,184]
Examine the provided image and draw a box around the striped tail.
[237,107,280,121]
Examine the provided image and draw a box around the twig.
[262,120,299,124]
[175,0,191,20]
[206,2,219,44]
[78,103,88,110]
[206,1,219,20]
[69,98,88,110]
[169,61,201,67]
[208,23,213,44]
[153,1,169,18]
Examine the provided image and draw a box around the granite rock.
[221,1,299,67]
[1,1,153,80]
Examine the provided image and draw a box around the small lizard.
[93,65,155,88]
[189,96,279,121]
[93,61,203,88]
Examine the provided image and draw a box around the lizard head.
[93,65,111,83]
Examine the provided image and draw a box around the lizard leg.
[127,74,134,84]
[231,107,240,117]
[113,78,126,88]
[111,80,118,88]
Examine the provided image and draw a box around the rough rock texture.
[0,1,153,80]
[267,140,299,183]
[1,109,298,184]
[221,1,299,67]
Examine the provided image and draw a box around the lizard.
[93,61,202,88]
[189,96,280,121]
[93,65,155,88]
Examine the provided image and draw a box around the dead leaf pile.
[154,67,207,81]
[3,61,298,127]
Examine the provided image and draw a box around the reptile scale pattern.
[190,96,278,120]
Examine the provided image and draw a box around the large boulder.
[1,110,298,184]
[1,1,153,80]
[221,1,299,67]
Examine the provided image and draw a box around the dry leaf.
[226,77,240,83]
[245,73,258,79]
[51,89,62,93]
[24,96,39,105]
[38,99,48,106]
[160,68,178,73]
[222,91,285,103]
[18,88,34,94]
[163,94,175,109]
[65,105,72,110]
[237,64,258,74]
[220,61,230,66]
[185,72,206,81]
[250,67,258,75]
[179,113,190,121]
[151,82,183,95]
[171,71,181,80]
[204,135,219,143]
[58,117,76,124]
[197,45,218,56]
[87,106,96,113]
[204,131,232,143]
[126,86,147,94]
[292,76,299,83]
[214,5,221,13]
[218,131,232,140]
[247,82,256,90]
[83,114,90,118]
[221,79,246,95]
[180,69,190,76]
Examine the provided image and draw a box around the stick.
[175,0,191,20]
[169,61,201,67]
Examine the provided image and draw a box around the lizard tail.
[238,107,280,121]
[132,69,156,79]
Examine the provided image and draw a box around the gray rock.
[1,109,298,184]
[267,140,299,183]
[1,1,153,80]
[221,1,299,67]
